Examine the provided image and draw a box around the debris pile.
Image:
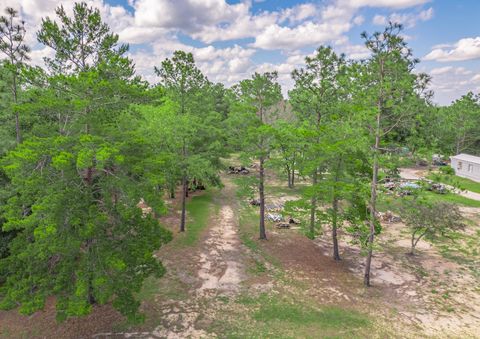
[432,154,448,166]
[265,203,284,212]
[383,180,424,196]
[377,210,401,223]
[428,182,448,194]
[227,166,250,175]
[266,213,283,222]
[249,198,260,206]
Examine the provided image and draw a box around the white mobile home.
[450,154,480,182]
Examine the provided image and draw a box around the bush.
[439,166,454,175]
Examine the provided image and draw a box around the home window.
[457,161,463,170]
[468,164,474,172]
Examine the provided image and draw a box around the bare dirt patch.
[197,204,245,295]
[311,216,480,338]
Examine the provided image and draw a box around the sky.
[2,0,480,105]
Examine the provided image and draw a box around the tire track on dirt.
[94,178,245,338]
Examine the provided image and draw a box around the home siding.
[451,158,480,182]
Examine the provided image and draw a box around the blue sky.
[4,0,480,105]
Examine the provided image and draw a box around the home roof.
[451,153,480,163]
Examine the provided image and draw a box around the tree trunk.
[332,195,340,261]
[364,112,381,287]
[180,175,187,232]
[87,278,96,304]
[12,74,21,144]
[291,162,295,188]
[332,158,342,261]
[259,155,267,240]
[309,168,318,239]
[14,111,21,144]
[169,185,175,199]
[410,233,416,255]
[287,167,292,188]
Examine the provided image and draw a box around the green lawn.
[217,293,374,339]
[175,191,214,246]
[422,191,480,208]
[378,190,480,212]
[428,173,480,194]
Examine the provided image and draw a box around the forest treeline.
[0,2,479,322]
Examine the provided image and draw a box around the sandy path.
[197,204,244,294]
[150,179,245,338]
[93,178,245,339]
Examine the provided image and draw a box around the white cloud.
[129,40,257,86]
[430,66,471,76]
[424,37,480,62]
[2,0,472,104]
[421,65,480,105]
[372,7,433,28]
[472,74,480,83]
[353,15,365,25]
[372,14,387,25]
[346,0,431,9]
[191,11,277,43]
[279,3,317,24]
[132,0,248,31]
[252,21,352,50]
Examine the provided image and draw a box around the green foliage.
[0,2,170,322]
[177,192,213,246]
[0,0,478,327]
[0,130,172,321]
[37,2,131,75]
[400,198,465,254]
[439,166,455,175]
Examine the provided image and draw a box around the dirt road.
[101,177,246,338]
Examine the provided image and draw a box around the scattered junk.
[288,216,300,224]
[228,166,250,175]
[428,182,448,194]
[432,154,447,166]
[398,182,421,196]
[249,200,284,211]
[383,182,396,191]
[377,210,401,223]
[276,222,290,229]
[265,203,284,212]
[416,159,429,167]
[399,182,421,189]
[266,213,283,222]
[249,198,261,206]
[275,215,301,229]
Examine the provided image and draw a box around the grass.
[427,172,480,194]
[265,183,306,196]
[175,191,214,246]
[137,274,189,302]
[422,191,480,207]
[378,190,480,212]
[222,293,373,338]
[253,299,369,329]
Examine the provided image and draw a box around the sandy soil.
[197,205,244,295]
[314,212,480,338]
